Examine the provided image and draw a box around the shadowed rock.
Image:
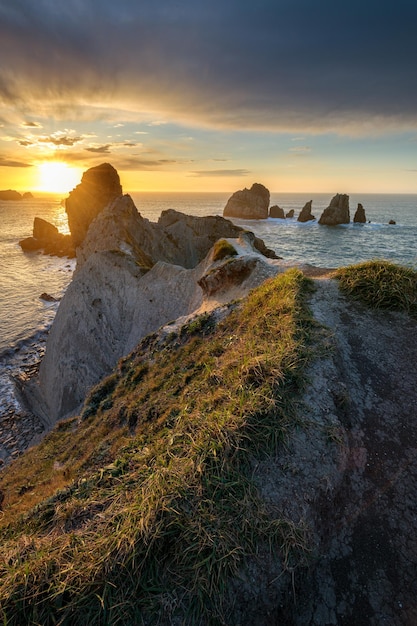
[286,209,295,218]
[19,217,74,257]
[223,183,270,219]
[319,194,350,225]
[297,200,315,222]
[353,203,366,223]
[66,163,123,247]
[269,205,285,219]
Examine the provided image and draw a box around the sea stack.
[297,200,315,222]
[318,194,350,225]
[353,203,367,223]
[223,183,270,219]
[66,163,123,248]
[269,205,285,219]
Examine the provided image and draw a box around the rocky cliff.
[25,165,280,425]
[223,183,270,219]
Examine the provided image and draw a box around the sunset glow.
[0,2,416,194]
[36,162,82,194]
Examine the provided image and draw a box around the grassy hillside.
[0,269,316,625]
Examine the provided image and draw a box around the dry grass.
[0,269,314,625]
[334,260,417,315]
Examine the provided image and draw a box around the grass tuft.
[212,239,238,262]
[334,259,417,315]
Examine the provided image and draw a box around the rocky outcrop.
[19,217,75,257]
[353,203,366,223]
[26,169,280,424]
[66,163,123,248]
[318,194,350,225]
[297,200,315,222]
[286,209,295,218]
[223,183,270,220]
[269,205,285,219]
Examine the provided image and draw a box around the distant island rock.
[318,193,350,225]
[0,189,33,201]
[223,183,270,219]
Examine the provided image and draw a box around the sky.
[0,0,417,194]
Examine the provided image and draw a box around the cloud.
[0,155,31,167]
[0,1,416,135]
[190,169,250,177]
[85,144,112,154]
[21,121,42,128]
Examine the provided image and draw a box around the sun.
[37,161,82,194]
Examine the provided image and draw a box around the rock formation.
[0,189,24,201]
[269,205,285,219]
[19,217,74,257]
[318,194,350,225]
[353,203,366,223]
[223,183,270,219]
[66,163,123,248]
[286,209,295,218]
[25,168,280,425]
[297,200,315,222]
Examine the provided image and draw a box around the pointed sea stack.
[297,200,315,222]
[353,203,366,223]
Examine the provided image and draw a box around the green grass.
[334,260,417,315]
[212,239,238,262]
[0,269,314,626]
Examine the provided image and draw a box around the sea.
[0,191,416,422]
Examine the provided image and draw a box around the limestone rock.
[318,194,350,225]
[66,163,122,247]
[286,209,295,218]
[223,183,270,220]
[297,200,315,222]
[269,205,285,219]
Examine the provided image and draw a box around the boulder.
[269,205,285,219]
[223,183,270,220]
[297,200,315,222]
[353,203,366,223]
[66,163,123,247]
[286,209,295,218]
[389,219,396,225]
[318,194,350,225]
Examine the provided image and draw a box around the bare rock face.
[269,205,285,219]
[297,200,315,223]
[353,203,367,223]
[223,183,270,220]
[66,163,122,248]
[318,194,350,225]
[27,167,280,424]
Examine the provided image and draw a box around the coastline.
[0,332,48,467]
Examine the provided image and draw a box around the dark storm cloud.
[0,0,417,132]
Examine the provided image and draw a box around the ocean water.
[0,191,416,417]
